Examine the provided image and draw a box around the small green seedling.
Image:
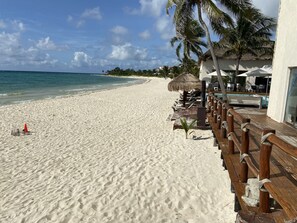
[180,118,196,139]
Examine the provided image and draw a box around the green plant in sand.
[180,118,196,139]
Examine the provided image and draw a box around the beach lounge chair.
[172,99,199,112]
[227,83,234,91]
[245,83,255,92]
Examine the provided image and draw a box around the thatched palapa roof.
[202,41,274,61]
[168,73,201,92]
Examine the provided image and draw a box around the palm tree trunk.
[234,57,240,91]
[196,2,228,102]
[183,90,188,107]
[197,57,202,77]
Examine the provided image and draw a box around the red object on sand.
[24,123,28,133]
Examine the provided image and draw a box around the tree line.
[106,63,199,79]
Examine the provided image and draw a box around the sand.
[0,78,236,223]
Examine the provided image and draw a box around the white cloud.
[0,31,18,44]
[109,43,147,60]
[123,7,139,15]
[140,0,167,17]
[110,26,129,45]
[126,0,168,17]
[112,36,125,45]
[29,53,58,66]
[72,51,92,67]
[0,19,25,32]
[41,54,58,65]
[156,16,174,40]
[97,59,110,67]
[67,15,73,22]
[68,7,102,28]
[18,22,25,31]
[111,26,128,35]
[0,32,20,55]
[0,32,58,68]
[36,37,56,50]
[0,20,6,29]
[0,19,24,31]
[81,7,102,20]
[76,20,85,28]
[252,0,280,18]
[139,30,151,40]
[12,20,25,31]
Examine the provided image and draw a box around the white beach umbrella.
[237,73,247,77]
[208,70,229,77]
[238,65,272,77]
[238,65,272,94]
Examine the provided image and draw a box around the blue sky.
[0,0,280,73]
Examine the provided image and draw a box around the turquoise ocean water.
[0,70,143,106]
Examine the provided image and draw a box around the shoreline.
[0,78,235,222]
[0,76,148,108]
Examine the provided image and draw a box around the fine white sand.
[0,78,235,223]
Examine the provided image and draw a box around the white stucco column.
[267,0,297,122]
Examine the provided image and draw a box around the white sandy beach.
[0,78,235,223]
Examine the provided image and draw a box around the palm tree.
[161,66,170,78]
[170,17,207,73]
[170,21,206,59]
[167,0,253,101]
[215,7,275,90]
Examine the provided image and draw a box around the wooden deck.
[234,107,297,146]
[207,96,297,222]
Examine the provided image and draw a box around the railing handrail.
[229,132,260,178]
[228,108,246,123]
[209,94,297,159]
[267,134,297,158]
[208,94,297,217]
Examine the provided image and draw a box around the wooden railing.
[207,94,297,219]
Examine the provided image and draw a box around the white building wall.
[267,0,297,122]
[199,59,272,81]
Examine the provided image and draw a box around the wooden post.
[221,104,227,138]
[207,95,211,112]
[211,105,214,117]
[183,90,188,107]
[197,106,206,128]
[240,118,250,183]
[210,96,214,117]
[201,80,206,107]
[210,95,214,106]
[214,100,218,124]
[227,109,234,154]
[259,129,275,213]
[234,194,241,212]
[217,102,222,130]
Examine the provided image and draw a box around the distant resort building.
[268,0,297,128]
[199,48,272,79]
[199,45,273,90]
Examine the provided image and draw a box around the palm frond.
[202,0,234,27]
[176,43,182,61]
[166,0,177,15]
[180,118,196,139]
[219,0,253,15]
[170,37,179,47]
